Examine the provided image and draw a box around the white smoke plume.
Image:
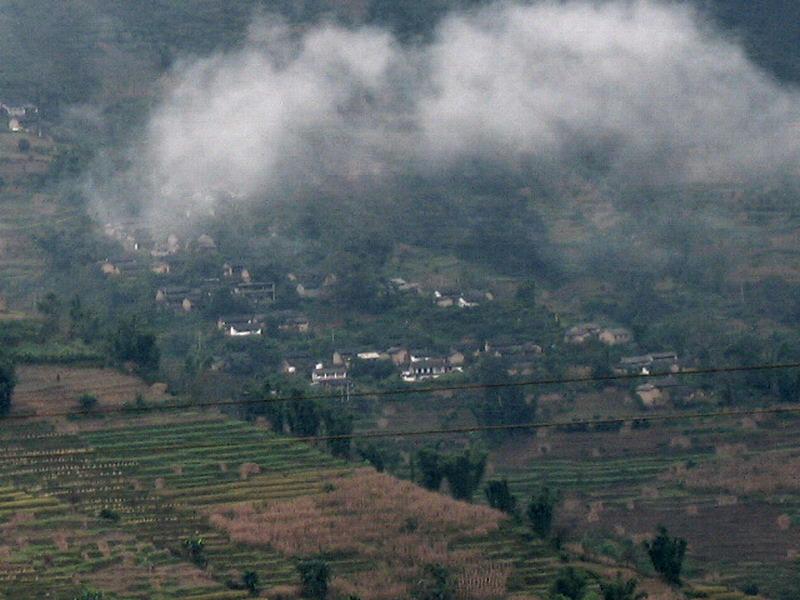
[95,0,800,226]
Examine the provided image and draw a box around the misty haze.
[0,1,800,599]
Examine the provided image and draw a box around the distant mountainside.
[708,0,800,82]
[1,0,798,112]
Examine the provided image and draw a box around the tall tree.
[297,559,330,600]
[550,567,587,600]
[473,356,535,442]
[527,487,560,538]
[600,573,647,600]
[0,357,16,417]
[323,408,353,459]
[416,446,445,491]
[644,526,687,585]
[442,448,487,501]
[287,392,321,437]
[484,479,518,515]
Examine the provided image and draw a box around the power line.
[5,360,800,422]
[3,403,800,461]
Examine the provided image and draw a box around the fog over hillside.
[89,0,800,230]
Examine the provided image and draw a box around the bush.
[527,487,560,538]
[243,570,260,596]
[0,357,16,417]
[442,448,487,501]
[18,138,31,153]
[79,393,98,413]
[644,526,686,585]
[550,567,587,600]
[98,508,120,522]
[182,533,207,569]
[599,573,647,600]
[416,447,445,491]
[412,563,455,600]
[485,479,518,514]
[297,559,330,599]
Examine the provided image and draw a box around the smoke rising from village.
[97,0,800,227]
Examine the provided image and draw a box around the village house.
[332,349,357,367]
[98,257,142,277]
[434,289,494,308]
[155,286,203,313]
[433,289,459,308]
[402,357,461,383]
[385,346,410,366]
[290,273,338,299]
[151,260,171,275]
[232,281,276,304]
[222,262,251,283]
[217,315,266,337]
[458,290,494,308]
[564,323,603,344]
[357,350,389,361]
[226,322,264,337]
[196,234,217,252]
[281,353,313,376]
[617,352,680,375]
[388,277,422,294]
[277,314,310,334]
[598,327,633,346]
[151,233,183,257]
[484,339,543,376]
[1,101,38,132]
[311,363,349,386]
[443,341,482,367]
[447,349,467,367]
[484,340,543,359]
[635,383,664,407]
[1,101,38,119]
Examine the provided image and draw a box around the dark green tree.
[18,138,31,153]
[600,573,647,600]
[37,291,62,334]
[516,279,537,304]
[297,559,330,600]
[356,442,387,472]
[0,357,16,417]
[484,479,518,514]
[442,448,487,501]
[78,393,98,414]
[644,526,686,585]
[412,563,455,600]
[527,487,560,538]
[287,392,321,437]
[473,356,535,442]
[416,446,444,491]
[242,570,260,596]
[550,567,587,600]
[323,408,353,459]
[108,317,159,372]
[182,533,207,569]
[68,295,99,342]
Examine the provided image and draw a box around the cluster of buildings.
[279,337,545,388]
[1,100,39,134]
[564,322,633,346]
[99,220,687,406]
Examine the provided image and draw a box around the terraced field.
[0,366,775,599]
[0,412,566,599]
[490,416,800,598]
